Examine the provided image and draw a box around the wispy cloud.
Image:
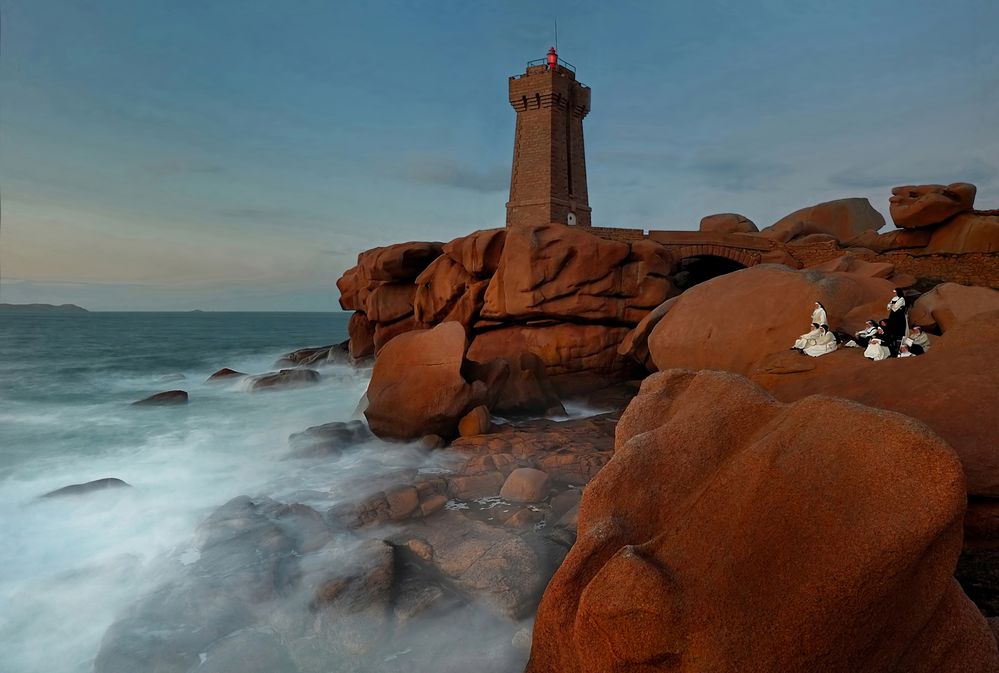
[592,148,792,193]
[396,157,508,193]
[828,157,998,190]
[688,156,792,192]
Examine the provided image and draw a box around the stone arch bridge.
[588,227,776,270]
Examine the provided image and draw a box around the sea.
[0,311,408,672]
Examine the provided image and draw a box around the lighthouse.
[505,48,592,228]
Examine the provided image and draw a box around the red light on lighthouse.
[547,47,557,70]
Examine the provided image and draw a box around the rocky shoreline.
[93,373,631,673]
[93,182,999,671]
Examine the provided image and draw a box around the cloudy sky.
[2,0,997,310]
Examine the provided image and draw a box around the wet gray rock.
[131,390,188,406]
[95,487,557,673]
[325,339,351,365]
[274,341,349,368]
[387,511,564,619]
[191,628,296,673]
[94,578,253,673]
[95,496,332,673]
[206,367,246,382]
[40,477,130,498]
[287,420,372,458]
[249,369,319,391]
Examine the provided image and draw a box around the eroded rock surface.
[754,310,999,499]
[647,265,892,375]
[528,369,998,673]
[760,197,885,243]
[699,212,758,234]
[909,283,999,333]
[482,223,672,324]
[890,182,976,228]
[364,322,503,440]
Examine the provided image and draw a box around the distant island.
[0,303,89,313]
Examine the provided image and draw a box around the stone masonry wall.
[587,227,999,289]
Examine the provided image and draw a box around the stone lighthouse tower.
[506,48,592,228]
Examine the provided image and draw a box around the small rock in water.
[273,345,333,368]
[131,390,188,406]
[287,420,372,458]
[326,339,350,365]
[420,434,446,450]
[250,369,319,391]
[458,405,492,437]
[206,368,246,382]
[499,468,551,504]
[159,373,186,382]
[41,477,130,498]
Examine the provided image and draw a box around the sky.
[1,0,997,311]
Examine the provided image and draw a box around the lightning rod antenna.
[554,17,558,53]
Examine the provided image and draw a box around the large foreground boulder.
[528,369,998,673]
[364,322,502,440]
[760,197,885,243]
[647,265,893,375]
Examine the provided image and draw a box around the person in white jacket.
[793,323,822,350]
[864,330,891,361]
[904,325,931,354]
[804,325,838,357]
[811,301,828,327]
[852,320,878,348]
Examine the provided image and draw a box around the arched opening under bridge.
[672,254,748,292]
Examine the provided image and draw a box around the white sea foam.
[0,315,535,673]
[0,355,380,673]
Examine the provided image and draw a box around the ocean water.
[0,312,394,672]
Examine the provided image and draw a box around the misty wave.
[0,336,370,670]
[0,349,535,672]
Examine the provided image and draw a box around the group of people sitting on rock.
[791,289,931,360]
